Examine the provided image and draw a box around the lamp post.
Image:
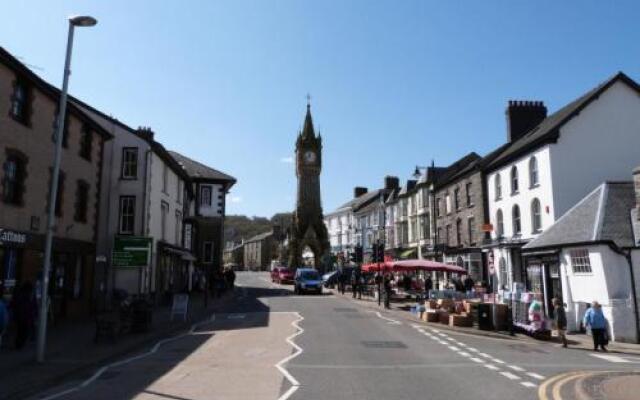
[37,15,97,363]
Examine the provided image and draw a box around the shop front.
[1,227,96,320]
[523,251,562,318]
[156,242,195,305]
[443,249,484,283]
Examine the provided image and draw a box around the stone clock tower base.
[288,102,330,271]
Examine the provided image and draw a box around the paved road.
[32,272,640,400]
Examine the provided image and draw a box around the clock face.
[304,151,316,164]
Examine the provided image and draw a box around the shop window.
[0,248,19,295]
[10,79,31,125]
[570,249,592,273]
[529,156,539,187]
[512,205,521,235]
[79,124,93,161]
[2,150,27,206]
[203,242,214,263]
[121,147,138,179]
[74,180,89,223]
[118,196,135,234]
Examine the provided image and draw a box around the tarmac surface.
[29,272,640,400]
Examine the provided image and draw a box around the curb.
[330,289,519,342]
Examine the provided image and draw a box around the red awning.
[361,259,467,274]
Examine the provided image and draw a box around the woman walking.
[552,298,568,348]
[583,301,608,352]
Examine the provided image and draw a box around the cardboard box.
[425,310,439,322]
[439,311,450,324]
[450,314,473,327]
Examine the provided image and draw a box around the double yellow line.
[538,370,612,400]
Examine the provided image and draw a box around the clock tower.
[288,101,330,269]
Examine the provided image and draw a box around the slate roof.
[169,151,236,184]
[245,230,274,243]
[486,72,640,171]
[333,189,385,213]
[523,182,637,250]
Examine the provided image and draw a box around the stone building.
[244,231,275,271]
[0,46,111,318]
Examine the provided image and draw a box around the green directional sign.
[112,236,152,267]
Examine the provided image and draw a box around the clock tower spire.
[289,100,330,270]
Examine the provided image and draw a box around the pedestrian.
[375,273,383,306]
[383,273,393,309]
[338,270,346,295]
[583,301,608,352]
[552,298,568,348]
[11,282,37,349]
[403,274,412,293]
[0,286,8,348]
[225,268,236,291]
[357,274,365,299]
[463,276,475,293]
[424,275,433,295]
[351,269,360,299]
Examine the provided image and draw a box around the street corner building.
[168,151,236,284]
[0,46,112,319]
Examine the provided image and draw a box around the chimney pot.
[384,176,400,190]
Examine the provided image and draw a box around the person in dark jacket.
[424,276,433,295]
[553,298,568,348]
[11,282,37,349]
[463,276,475,293]
[351,269,360,299]
[383,273,393,309]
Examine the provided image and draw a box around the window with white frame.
[496,209,504,238]
[445,194,451,214]
[121,148,138,179]
[118,196,135,235]
[510,166,519,194]
[512,204,521,235]
[570,248,592,273]
[531,198,542,232]
[495,173,502,200]
[529,156,539,187]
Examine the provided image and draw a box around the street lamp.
[37,15,97,363]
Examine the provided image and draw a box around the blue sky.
[2,1,639,217]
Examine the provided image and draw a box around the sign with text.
[0,228,27,246]
[112,236,152,267]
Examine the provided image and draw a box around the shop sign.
[112,236,152,267]
[482,223,494,232]
[0,228,27,246]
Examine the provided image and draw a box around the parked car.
[294,268,323,295]
[322,270,338,288]
[271,267,294,284]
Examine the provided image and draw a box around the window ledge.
[529,184,540,189]
[120,176,138,181]
[511,191,520,196]
[532,229,543,234]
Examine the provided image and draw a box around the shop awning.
[361,259,467,274]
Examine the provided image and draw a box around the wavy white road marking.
[276,312,305,400]
[367,310,402,325]
[39,314,217,400]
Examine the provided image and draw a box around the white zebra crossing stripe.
[508,365,525,372]
[521,381,537,388]
[500,371,520,380]
[526,372,545,380]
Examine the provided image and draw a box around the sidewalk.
[0,291,235,400]
[332,288,640,354]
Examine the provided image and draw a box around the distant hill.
[224,213,293,244]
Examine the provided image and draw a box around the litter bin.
[477,303,494,331]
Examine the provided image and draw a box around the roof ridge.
[592,183,609,241]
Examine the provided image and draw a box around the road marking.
[520,381,537,388]
[467,347,479,352]
[369,311,402,325]
[458,351,471,357]
[431,328,440,333]
[448,346,460,351]
[484,364,500,370]
[537,371,588,400]
[276,312,305,400]
[38,313,220,400]
[526,372,545,380]
[470,357,484,363]
[500,371,520,380]
[590,353,639,363]
[491,358,506,364]
[478,352,492,358]
[446,337,456,341]
[508,365,525,372]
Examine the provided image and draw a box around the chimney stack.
[384,176,399,191]
[136,126,155,141]
[505,100,547,143]
[634,166,640,221]
[354,187,368,198]
[407,180,417,191]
